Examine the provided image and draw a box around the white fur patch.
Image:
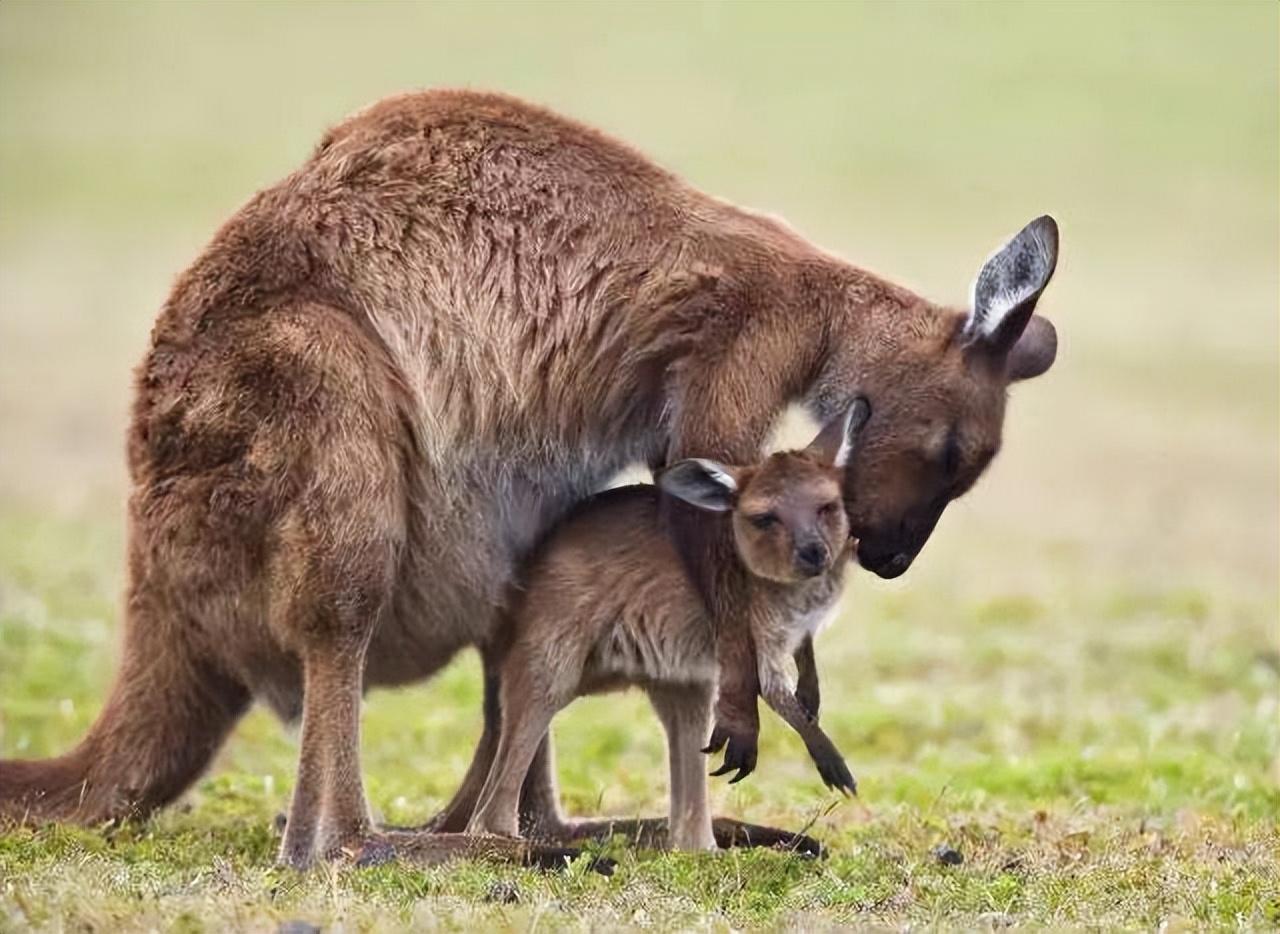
[832,413,855,468]
[966,278,1038,339]
[762,402,823,454]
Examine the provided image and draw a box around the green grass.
[1,1,1277,930]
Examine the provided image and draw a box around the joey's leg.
[648,684,716,851]
[517,732,565,839]
[758,657,857,797]
[794,634,821,720]
[468,657,562,838]
[517,707,827,857]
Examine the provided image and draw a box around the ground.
[0,2,1277,931]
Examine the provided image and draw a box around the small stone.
[931,844,964,866]
[277,922,321,934]
[485,880,521,904]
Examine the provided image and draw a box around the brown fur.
[469,413,863,850]
[0,90,1059,868]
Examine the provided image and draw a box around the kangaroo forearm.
[760,676,820,740]
[793,635,820,720]
[760,668,856,795]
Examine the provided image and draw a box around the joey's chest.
[758,570,846,655]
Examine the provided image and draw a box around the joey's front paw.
[808,744,857,797]
[703,722,758,784]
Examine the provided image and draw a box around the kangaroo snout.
[794,541,830,577]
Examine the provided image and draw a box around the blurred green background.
[1,1,1276,929]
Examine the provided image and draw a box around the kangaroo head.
[659,400,869,584]
[826,215,1060,579]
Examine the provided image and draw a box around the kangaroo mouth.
[857,545,914,579]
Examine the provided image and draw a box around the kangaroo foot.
[281,829,614,875]
[711,817,826,858]
[527,815,825,859]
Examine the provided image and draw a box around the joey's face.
[658,400,868,586]
[732,453,849,584]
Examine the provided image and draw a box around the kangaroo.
[468,401,869,852]
[0,90,1060,870]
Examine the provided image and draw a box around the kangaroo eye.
[819,500,840,518]
[943,430,961,478]
[748,512,778,530]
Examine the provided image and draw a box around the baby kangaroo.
[469,400,869,851]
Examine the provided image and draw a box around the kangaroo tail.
[0,587,250,825]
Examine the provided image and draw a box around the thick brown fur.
[0,90,1059,867]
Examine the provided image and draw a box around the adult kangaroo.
[0,90,1060,868]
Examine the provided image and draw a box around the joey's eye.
[819,500,840,518]
[748,512,777,530]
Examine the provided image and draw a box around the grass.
[1,1,1277,930]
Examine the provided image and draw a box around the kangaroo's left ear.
[806,397,871,467]
[658,458,741,511]
[964,215,1059,373]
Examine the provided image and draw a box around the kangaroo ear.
[1007,314,1057,381]
[964,215,1058,358]
[658,458,739,512]
[806,397,871,467]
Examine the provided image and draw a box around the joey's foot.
[702,723,759,784]
[710,817,826,859]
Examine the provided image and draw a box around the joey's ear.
[805,397,871,467]
[658,458,740,512]
[964,215,1058,358]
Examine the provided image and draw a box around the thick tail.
[0,590,250,825]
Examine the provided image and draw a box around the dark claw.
[812,749,857,797]
[708,729,758,782]
[701,725,730,756]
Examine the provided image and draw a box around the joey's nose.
[795,542,829,576]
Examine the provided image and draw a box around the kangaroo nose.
[795,542,828,576]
